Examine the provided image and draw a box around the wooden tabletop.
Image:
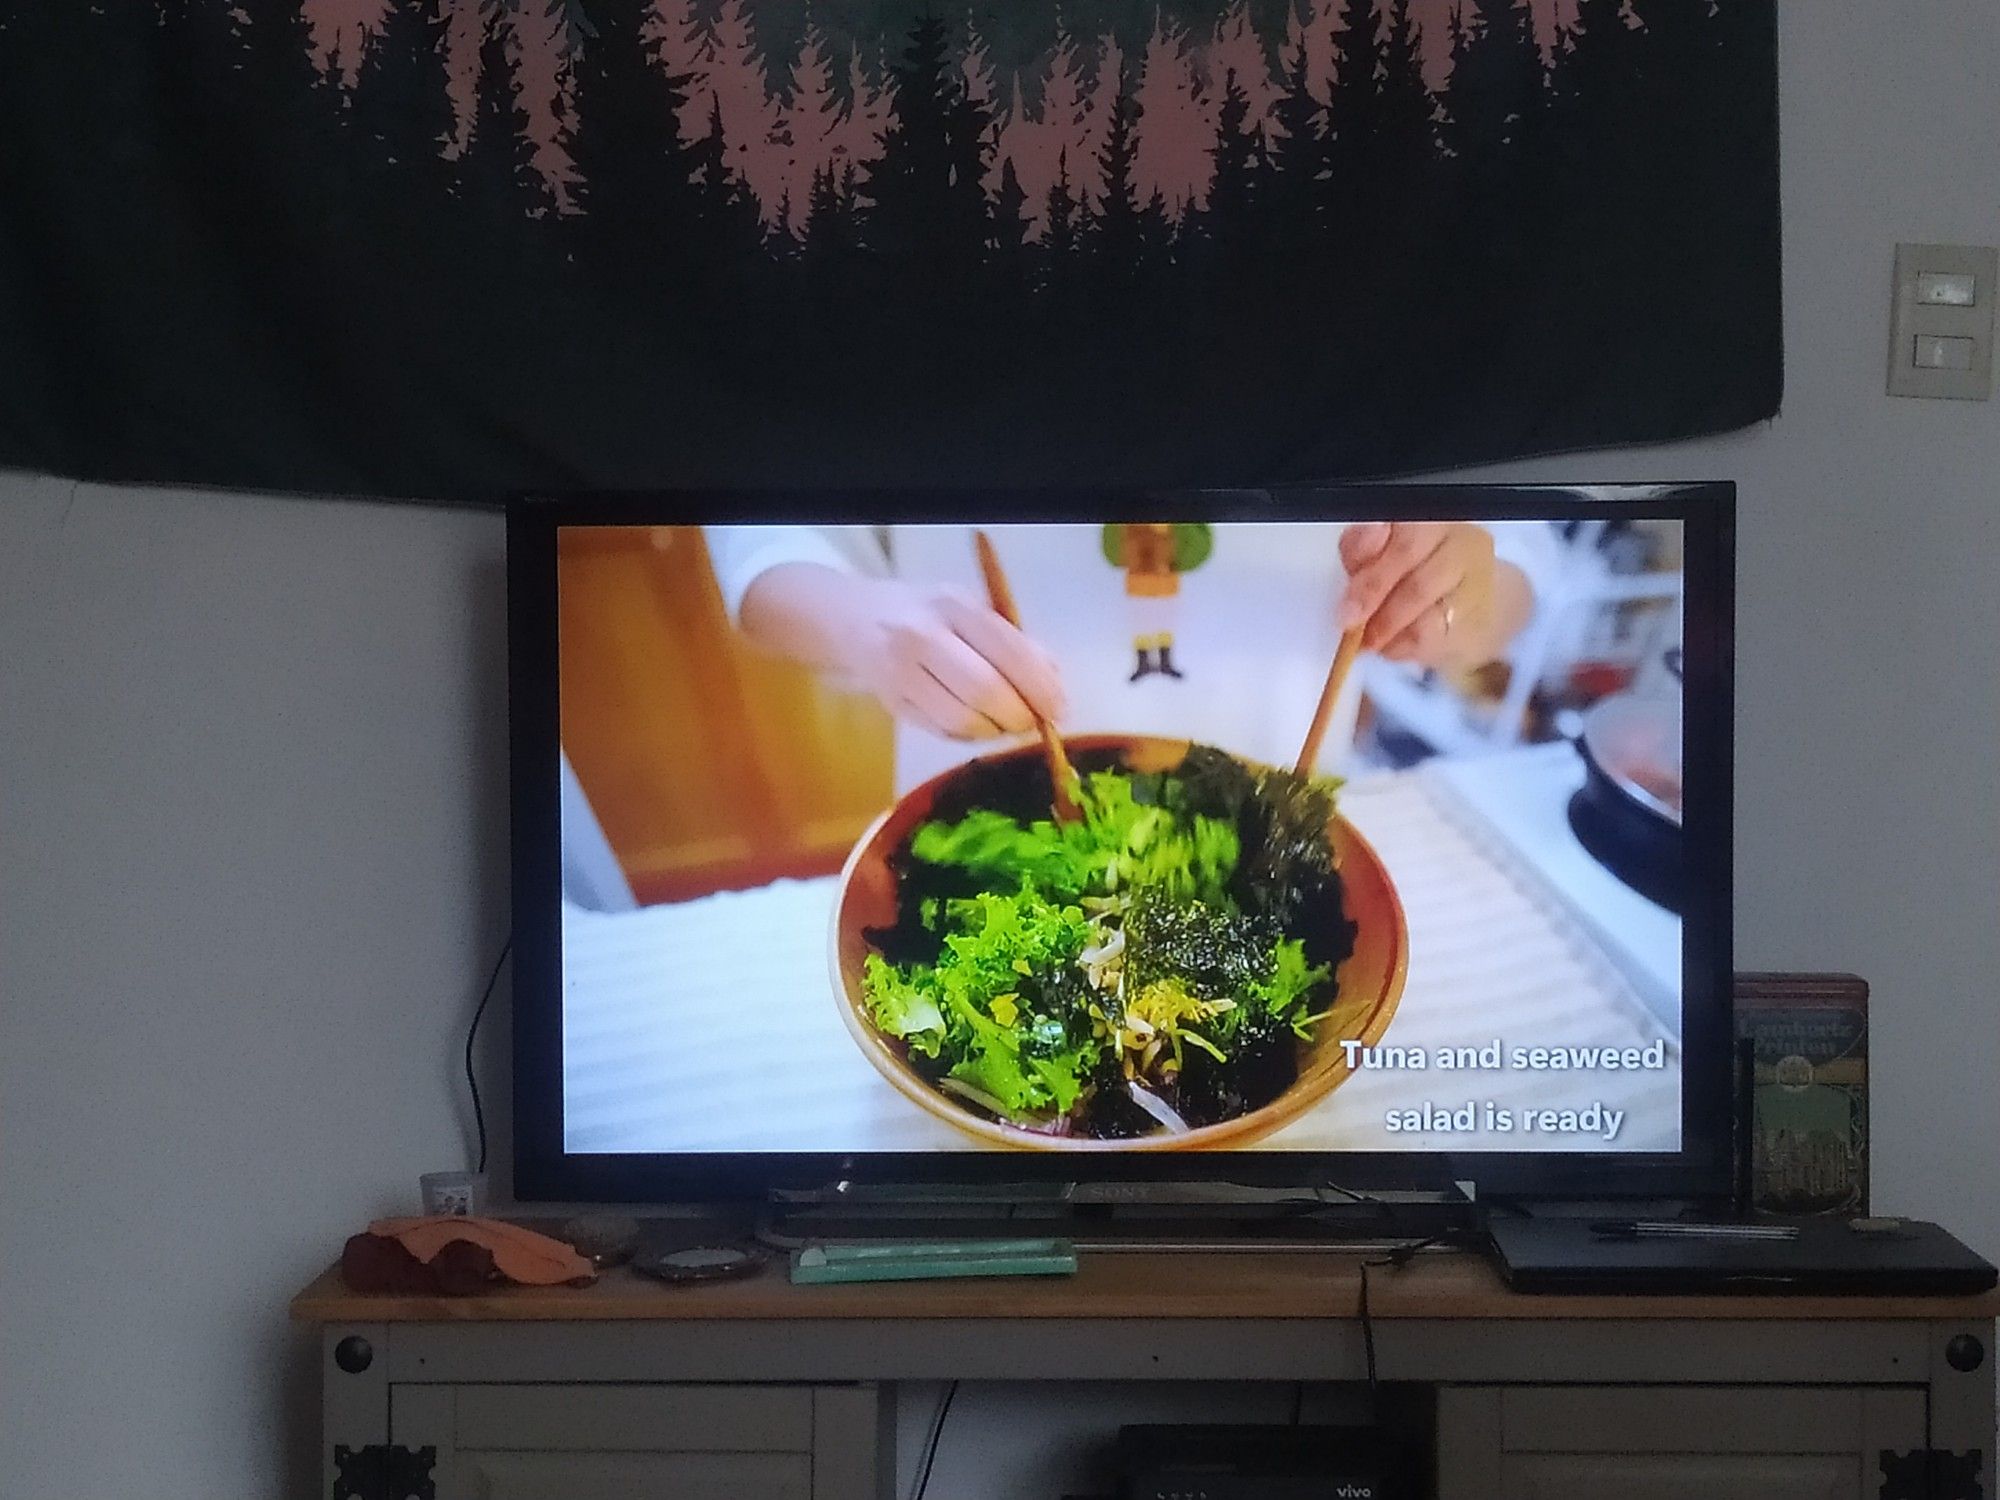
[291,1249,2000,1325]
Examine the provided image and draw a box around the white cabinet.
[1440,1386,1928,1500]
[1500,1454,1858,1500]
[306,1274,1995,1500]
[451,1453,811,1500]
[388,1383,883,1500]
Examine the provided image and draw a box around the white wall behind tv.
[3,4,1997,1495]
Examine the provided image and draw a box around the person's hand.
[741,566,1066,739]
[840,579,1067,738]
[1337,521,1518,669]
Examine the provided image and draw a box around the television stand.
[295,1243,1999,1500]
[757,1180,1478,1251]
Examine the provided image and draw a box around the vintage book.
[1734,973,1869,1215]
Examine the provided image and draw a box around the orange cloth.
[369,1216,594,1286]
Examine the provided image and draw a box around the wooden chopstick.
[973,531,1081,823]
[1295,627,1364,777]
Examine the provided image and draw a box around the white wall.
[0,480,511,1497]
[1451,0,2000,1256]
[3,4,1997,1495]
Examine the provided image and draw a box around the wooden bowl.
[830,735,1409,1151]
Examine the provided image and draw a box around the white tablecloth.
[561,768,1679,1155]
[1425,741,1681,1031]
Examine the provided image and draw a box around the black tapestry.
[0,1,1779,500]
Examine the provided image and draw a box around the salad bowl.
[830,735,1409,1152]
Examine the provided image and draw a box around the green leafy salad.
[860,747,1358,1139]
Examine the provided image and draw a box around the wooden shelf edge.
[290,1254,2000,1326]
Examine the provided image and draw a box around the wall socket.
[1888,243,1996,401]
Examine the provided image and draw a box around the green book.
[789,1238,1079,1285]
[1735,973,1869,1216]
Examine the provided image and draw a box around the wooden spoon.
[1295,627,1364,777]
[973,531,1082,823]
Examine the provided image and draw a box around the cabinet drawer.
[1503,1453,1856,1500]
[455,1451,811,1500]
[1500,1387,1886,1454]
[1438,1384,1928,1500]
[453,1384,815,1452]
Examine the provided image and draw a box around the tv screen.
[511,487,1732,1199]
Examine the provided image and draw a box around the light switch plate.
[1889,243,1996,400]
[1914,335,1976,372]
[1917,272,1978,307]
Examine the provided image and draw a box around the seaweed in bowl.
[857,748,1358,1139]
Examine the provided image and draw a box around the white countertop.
[1422,741,1680,1034]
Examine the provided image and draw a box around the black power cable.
[465,936,513,1175]
[911,1380,960,1500]
[1358,1260,1379,1399]
[1353,1231,1465,1420]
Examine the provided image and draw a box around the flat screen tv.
[511,486,1733,1202]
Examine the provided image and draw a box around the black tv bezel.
[510,484,1735,1204]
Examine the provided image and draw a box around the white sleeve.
[1485,520,1565,623]
[702,525,856,625]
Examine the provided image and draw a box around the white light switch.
[1918,272,1978,307]
[1889,244,1996,400]
[1914,335,1977,371]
